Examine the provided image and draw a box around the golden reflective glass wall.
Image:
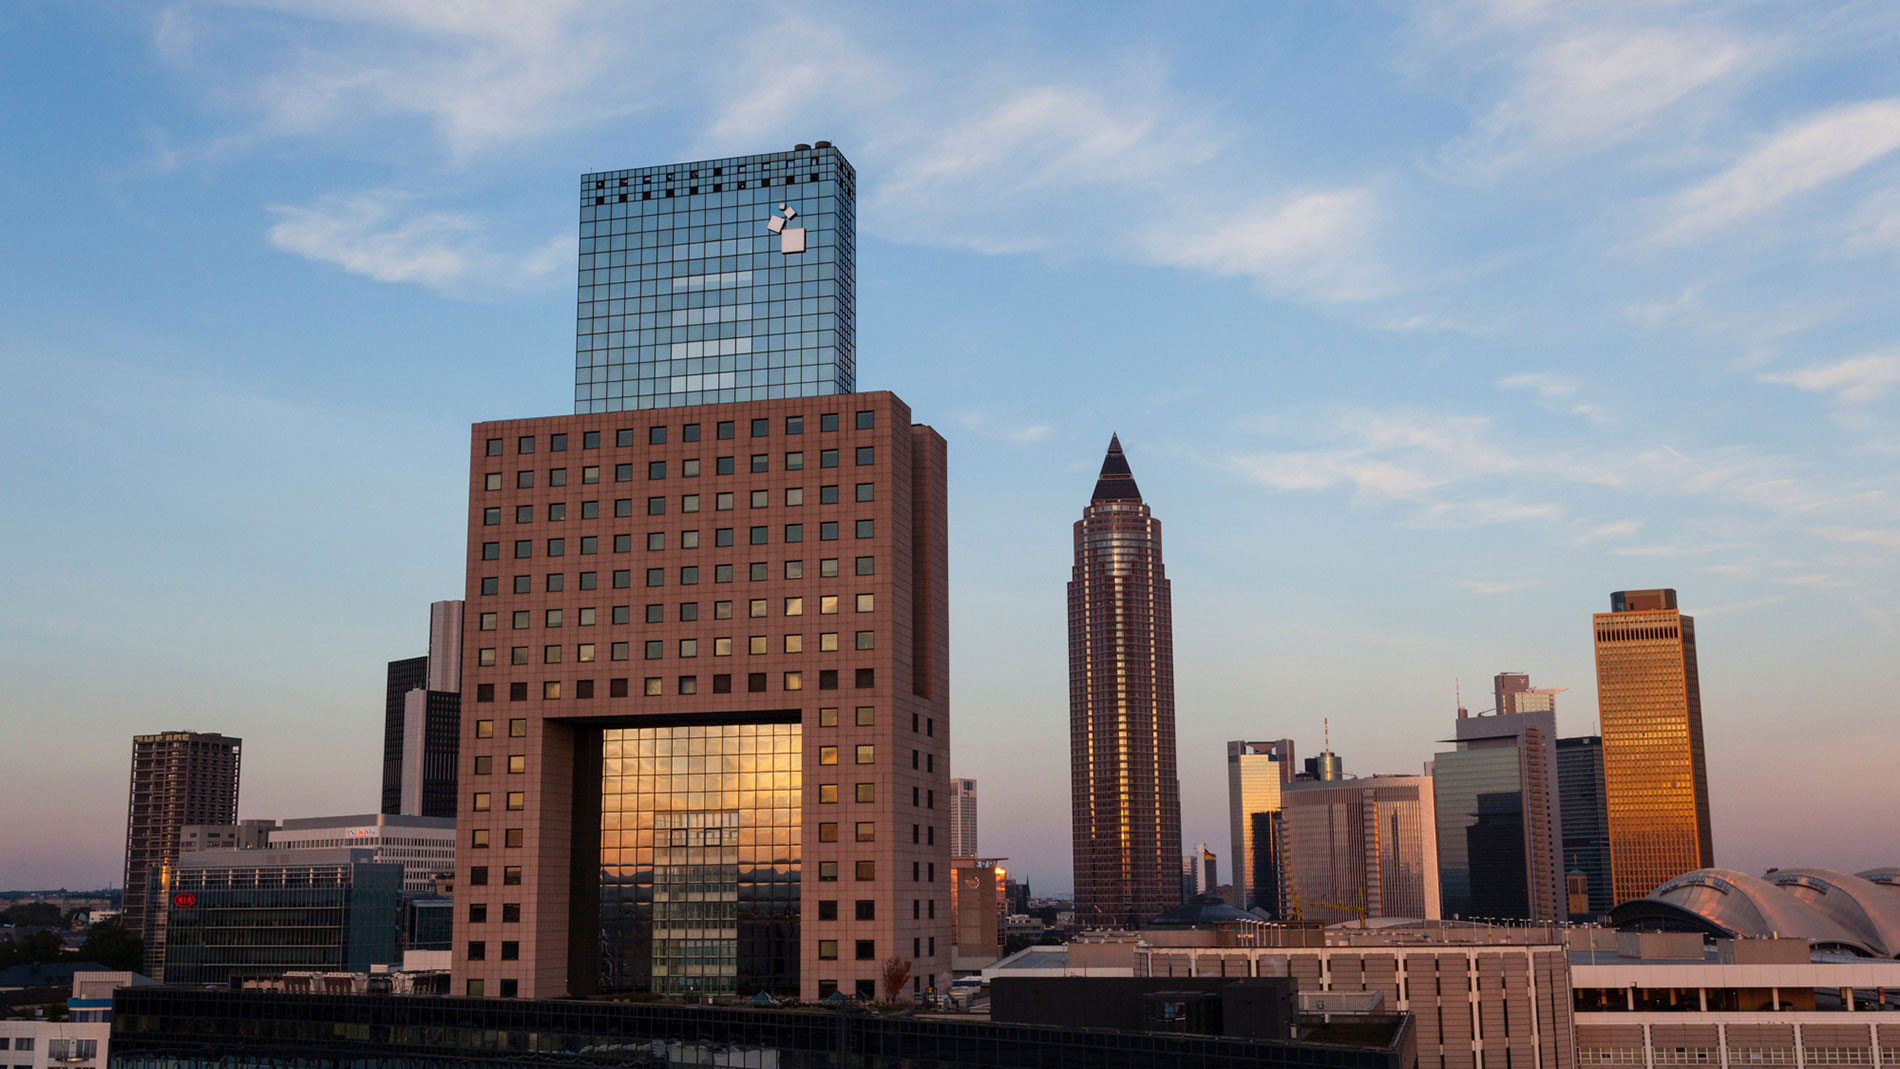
[599,722,801,995]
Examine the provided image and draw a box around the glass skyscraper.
[574,144,856,413]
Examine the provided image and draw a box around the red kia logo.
[172,892,197,909]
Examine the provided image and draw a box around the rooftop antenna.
[1324,716,1330,753]
[1456,679,1468,719]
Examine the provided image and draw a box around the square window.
[712,673,731,693]
[645,677,663,696]
[481,577,498,595]
[549,468,566,486]
[785,451,804,470]
[486,472,503,491]
[856,899,875,920]
[856,631,875,650]
[820,522,838,541]
[680,565,699,585]
[645,568,663,587]
[751,418,769,437]
[819,861,838,882]
[470,866,488,886]
[716,456,735,475]
[518,435,535,454]
[578,642,595,662]
[611,641,629,661]
[820,633,839,653]
[682,494,699,513]
[514,540,532,559]
[615,465,631,484]
[855,822,874,842]
[717,420,735,440]
[821,558,839,577]
[785,524,803,543]
[482,542,500,561]
[647,496,665,515]
[716,563,734,582]
[509,681,528,701]
[819,784,838,804]
[486,437,503,456]
[515,504,533,524]
[615,498,633,517]
[502,902,521,922]
[550,502,567,521]
[610,677,629,696]
[856,782,875,803]
[503,866,521,885]
[579,535,596,555]
[856,706,875,726]
[505,828,524,848]
[472,829,491,850]
[645,640,663,660]
[784,597,803,616]
[546,538,564,556]
[714,600,733,619]
[820,449,838,468]
[475,719,494,738]
[678,675,697,694]
[857,593,875,611]
[550,433,567,452]
[543,644,561,663]
[679,638,698,658]
[509,718,525,737]
[821,413,839,432]
[855,519,873,538]
[682,458,700,477]
[820,484,839,504]
[484,507,501,526]
[856,446,873,466]
[818,940,838,960]
[820,746,838,765]
[819,822,838,842]
[747,672,766,692]
[785,560,803,579]
[679,601,698,621]
[479,647,496,666]
[681,530,700,549]
[819,669,837,690]
[856,483,875,502]
[511,646,528,665]
[517,470,534,489]
[683,423,700,442]
[582,465,599,484]
[508,754,526,773]
[714,637,733,656]
[749,635,767,655]
[580,571,598,590]
[579,607,596,625]
[506,791,524,810]
[784,634,803,653]
[649,461,666,480]
[856,668,875,689]
[751,454,768,473]
[480,612,499,631]
[786,487,804,506]
[468,940,486,960]
[819,707,839,727]
[715,527,734,547]
[716,492,734,510]
[855,744,874,764]
[473,792,491,812]
[856,410,875,430]
[855,861,875,881]
[750,525,767,545]
[476,683,495,702]
[856,556,874,575]
[583,431,600,449]
[749,598,767,618]
[501,941,519,961]
[786,416,804,435]
[784,671,802,691]
[820,596,838,614]
[616,429,634,448]
[649,426,666,445]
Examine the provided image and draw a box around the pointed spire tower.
[1068,434,1182,928]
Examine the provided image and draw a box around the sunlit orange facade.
[1592,588,1712,904]
[1068,436,1181,928]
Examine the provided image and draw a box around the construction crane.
[1285,886,1368,927]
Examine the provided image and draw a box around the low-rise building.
[0,970,150,1069]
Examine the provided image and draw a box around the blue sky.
[3,1,1897,894]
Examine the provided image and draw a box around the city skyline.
[5,3,1899,897]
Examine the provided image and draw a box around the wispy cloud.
[1658,98,1900,243]
[1759,354,1900,405]
[1498,372,1575,398]
[1436,21,1754,180]
[1571,518,1642,545]
[1142,189,1388,303]
[267,192,569,294]
[957,410,1052,445]
[1813,526,1900,549]
[1461,578,1541,595]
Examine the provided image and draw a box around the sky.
[2,0,1897,895]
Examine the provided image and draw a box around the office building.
[455,393,948,1002]
[1556,735,1611,917]
[1303,751,1342,781]
[121,731,241,938]
[1593,588,1711,902]
[950,777,977,858]
[0,971,150,1069]
[1227,739,1295,914]
[574,145,854,413]
[1277,774,1439,923]
[1182,844,1217,898]
[150,847,402,986]
[1432,676,1564,921]
[1069,434,1182,929]
[182,814,455,895]
[382,600,464,818]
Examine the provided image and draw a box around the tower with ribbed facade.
[1068,435,1181,928]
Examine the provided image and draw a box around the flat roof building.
[1228,739,1296,915]
[1278,774,1439,923]
[122,731,240,941]
[455,393,949,1002]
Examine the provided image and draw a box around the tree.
[0,928,68,968]
[79,920,142,972]
[3,902,64,928]
[879,955,912,1004]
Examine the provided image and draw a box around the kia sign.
[172,892,197,909]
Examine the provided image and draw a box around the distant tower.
[122,732,242,936]
[381,600,464,818]
[1278,774,1439,922]
[1069,435,1182,928]
[1227,739,1295,914]
[1594,589,1712,902]
[950,778,978,858]
[1556,736,1611,917]
[1431,673,1565,921]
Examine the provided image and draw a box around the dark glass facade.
[382,656,428,814]
[575,146,856,413]
[1433,740,1528,920]
[156,855,403,986]
[1557,735,1612,916]
[1068,436,1182,928]
[599,721,801,996]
